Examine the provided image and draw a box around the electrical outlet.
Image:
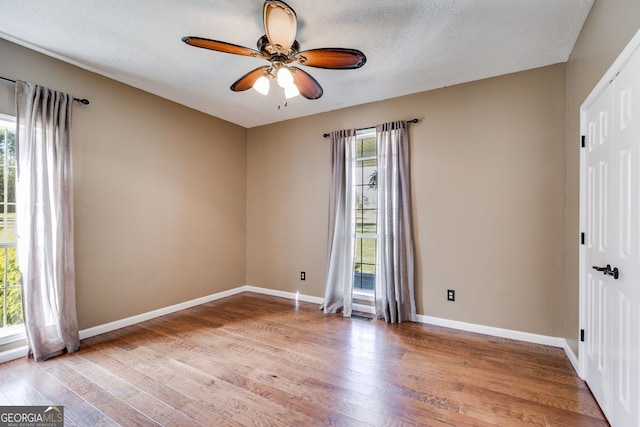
[301,272,306,281]
[447,289,455,301]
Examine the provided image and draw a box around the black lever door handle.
[606,266,620,280]
[592,264,620,280]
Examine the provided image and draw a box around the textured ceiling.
[0,0,593,128]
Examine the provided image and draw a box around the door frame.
[578,27,640,379]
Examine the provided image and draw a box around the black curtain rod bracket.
[323,118,419,138]
[0,76,90,105]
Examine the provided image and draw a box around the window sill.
[353,290,374,301]
[0,325,25,346]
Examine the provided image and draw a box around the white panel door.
[583,41,640,427]
[610,47,640,427]
[584,79,614,418]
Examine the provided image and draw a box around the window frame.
[353,127,377,298]
[0,113,24,344]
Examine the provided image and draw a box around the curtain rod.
[0,76,90,105]
[322,118,419,138]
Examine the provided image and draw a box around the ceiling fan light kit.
[284,82,300,99]
[253,75,270,95]
[276,66,294,88]
[182,0,366,104]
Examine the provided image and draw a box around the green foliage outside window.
[0,248,22,326]
[0,122,22,328]
[0,126,16,207]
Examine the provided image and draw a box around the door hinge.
[580,329,585,342]
[581,135,585,148]
[581,232,585,245]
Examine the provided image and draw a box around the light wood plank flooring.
[0,292,608,426]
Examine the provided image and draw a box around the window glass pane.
[362,238,377,266]
[0,160,3,205]
[355,138,363,158]
[360,210,377,234]
[353,271,363,290]
[360,263,375,274]
[357,166,377,188]
[5,287,23,327]
[366,165,377,189]
[355,185,364,210]
[363,186,377,209]
[0,129,5,164]
[361,137,376,158]
[356,210,377,234]
[0,288,4,327]
[353,129,377,294]
[0,206,15,243]
[6,248,19,286]
[0,248,21,328]
[355,209,365,234]
[7,168,15,204]
[355,161,364,185]
[355,162,377,186]
[0,121,20,329]
[355,237,377,266]
[353,270,374,291]
[6,131,15,167]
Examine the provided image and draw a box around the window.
[324,121,414,321]
[353,128,377,294]
[0,114,22,337]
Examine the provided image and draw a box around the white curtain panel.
[322,129,356,317]
[16,81,80,361]
[375,121,416,323]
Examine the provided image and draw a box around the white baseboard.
[417,314,582,375]
[1,286,578,376]
[563,341,581,377]
[416,314,567,348]
[0,286,247,364]
[244,285,324,305]
[79,286,246,340]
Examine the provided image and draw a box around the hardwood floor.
[0,292,608,426]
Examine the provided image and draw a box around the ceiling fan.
[182,0,366,101]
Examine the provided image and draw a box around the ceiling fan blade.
[263,0,297,50]
[182,36,263,58]
[231,66,271,92]
[294,48,366,69]
[290,67,323,99]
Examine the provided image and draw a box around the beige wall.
[3,0,638,357]
[0,39,247,347]
[247,64,566,337]
[563,0,640,354]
